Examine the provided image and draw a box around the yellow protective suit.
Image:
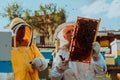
[10,18,45,80]
[12,45,44,80]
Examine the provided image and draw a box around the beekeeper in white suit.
[50,22,107,80]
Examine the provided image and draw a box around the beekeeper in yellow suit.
[9,17,48,80]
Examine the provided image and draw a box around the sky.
[0,0,120,31]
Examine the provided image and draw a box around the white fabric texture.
[56,59,69,73]
[92,42,101,56]
[8,17,25,29]
[31,58,48,71]
[57,29,68,48]
[50,49,107,80]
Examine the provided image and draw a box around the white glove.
[92,42,101,61]
[56,55,69,73]
[30,58,48,71]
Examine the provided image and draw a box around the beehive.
[110,39,120,56]
[69,16,100,63]
[105,56,115,65]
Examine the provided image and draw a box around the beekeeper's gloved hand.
[56,55,69,73]
[30,58,48,71]
[92,42,101,61]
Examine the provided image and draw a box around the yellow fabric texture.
[11,24,44,80]
[12,44,44,80]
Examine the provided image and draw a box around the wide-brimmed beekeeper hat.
[9,17,32,47]
[9,17,27,29]
[54,22,75,40]
[54,22,75,48]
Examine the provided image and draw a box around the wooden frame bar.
[69,16,100,63]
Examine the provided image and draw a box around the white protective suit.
[50,22,107,80]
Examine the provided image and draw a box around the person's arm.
[31,44,44,58]
[92,42,107,75]
[30,44,48,71]
[50,67,64,80]
[92,53,107,75]
[30,58,48,71]
[50,51,68,80]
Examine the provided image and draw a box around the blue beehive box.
[0,61,13,72]
[0,29,13,72]
[116,56,120,65]
[100,52,105,59]
[40,50,53,60]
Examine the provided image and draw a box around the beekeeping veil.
[9,17,32,47]
[54,22,75,48]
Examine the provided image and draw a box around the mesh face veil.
[57,29,68,48]
[55,22,75,48]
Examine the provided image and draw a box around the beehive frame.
[69,16,100,63]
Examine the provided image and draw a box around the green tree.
[31,3,66,41]
[1,2,66,41]
[1,2,24,21]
